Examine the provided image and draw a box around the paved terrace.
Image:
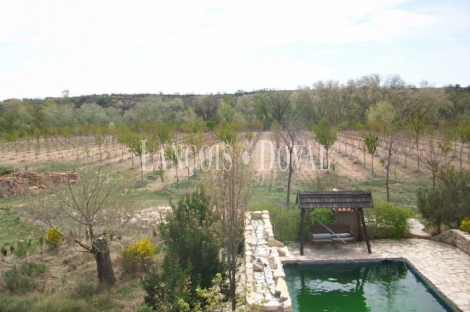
[282,239,470,312]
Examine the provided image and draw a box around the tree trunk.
[460,142,464,170]
[286,149,293,208]
[193,148,197,176]
[416,141,420,171]
[140,155,144,180]
[287,168,293,208]
[226,245,237,311]
[371,153,374,174]
[151,152,155,174]
[386,149,392,202]
[92,237,116,286]
[325,150,329,170]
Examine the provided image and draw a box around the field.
[0,131,469,311]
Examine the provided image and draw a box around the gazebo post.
[359,207,372,254]
[299,207,306,256]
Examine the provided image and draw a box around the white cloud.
[0,0,468,99]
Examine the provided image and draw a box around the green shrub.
[250,203,335,243]
[418,168,470,233]
[2,262,47,294]
[135,306,154,312]
[0,166,13,176]
[143,187,225,310]
[142,259,193,311]
[251,203,299,242]
[365,201,411,239]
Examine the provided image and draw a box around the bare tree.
[400,135,413,168]
[382,129,402,202]
[422,138,451,189]
[205,140,253,311]
[368,101,401,202]
[407,116,429,171]
[27,164,137,285]
[271,117,307,208]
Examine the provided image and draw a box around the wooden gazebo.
[296,190,374,255]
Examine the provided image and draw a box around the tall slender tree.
[368,101,401,202]
[312,118,337,171]
[205,138,253,311]
[272,117,307,208]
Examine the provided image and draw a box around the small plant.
[0,166,14,176]
[14,240,31,258]
[120,237,157,275]
[2,262,47,293]
[73,276,96,298]
[135,306,154,312]
[460,217,470,233]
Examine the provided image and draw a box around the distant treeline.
[1,74,469,139]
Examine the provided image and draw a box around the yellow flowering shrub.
[120,237,157,275]
[46,227,62,250]
[460,217,470,233]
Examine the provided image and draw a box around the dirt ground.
[1,131,469,310]
[1,132,467,190]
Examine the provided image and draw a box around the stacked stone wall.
[240,210,292,311]
[432,229,470,256]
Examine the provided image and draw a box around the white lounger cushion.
[312,233,332,240]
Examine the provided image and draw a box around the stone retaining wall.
[432,229,470,256]
[0,171,78,197]
[239,211,292,311]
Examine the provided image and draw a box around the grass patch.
[36,162,78,173]
[131,189,172,207]
[250,185,287,206]
[116,281,141,298]
[0,206,41,250]
[0,293,97,312]
[250,203,335,243]
[345,175,429,208]
[0,166,14,176]
[2,262,48,294]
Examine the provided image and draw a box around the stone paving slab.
[281,239,470,312]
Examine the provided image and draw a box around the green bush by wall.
[365,201,411,239]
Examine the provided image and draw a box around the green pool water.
[284,261,455,312]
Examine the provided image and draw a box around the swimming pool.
[284,261,456,312]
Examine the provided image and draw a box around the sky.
[0,0,469,100]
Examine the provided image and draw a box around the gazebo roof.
[296,191,374,209]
